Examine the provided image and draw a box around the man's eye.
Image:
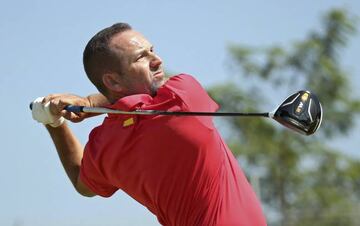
[137,54,145,61]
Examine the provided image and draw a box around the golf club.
[30,90,323,135]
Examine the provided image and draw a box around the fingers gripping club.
[30,97,65,127]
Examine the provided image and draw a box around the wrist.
[45,120,67,130]
[49,117,65,127]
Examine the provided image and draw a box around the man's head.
[83,23,165,102]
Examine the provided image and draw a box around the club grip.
[29,102,84,113]
[64,105,84,113]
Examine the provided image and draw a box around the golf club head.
[270,90,323,135]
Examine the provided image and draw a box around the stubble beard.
[150,76,166,96]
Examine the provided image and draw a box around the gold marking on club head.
[301,93,309,102]
[296,101,304,113]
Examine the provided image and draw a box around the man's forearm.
[80,93,112,119]
[46,123,83,188]
[86,93,111,107]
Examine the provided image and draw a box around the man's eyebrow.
[133,48,146,56]
[134,45,153,54]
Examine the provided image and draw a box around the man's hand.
[31,97,65,127]
[31,94,91,125]
[31,93,110,124]
[41,94,93,123]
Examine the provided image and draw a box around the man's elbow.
[75,178,97,197]
[76,187,97,197]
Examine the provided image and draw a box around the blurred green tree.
[208,9,360,226]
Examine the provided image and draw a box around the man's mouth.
[153,71,164,79]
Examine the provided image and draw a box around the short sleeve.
[164,74,219,112]
[79,128,118,197]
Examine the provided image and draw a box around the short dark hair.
[83,23,132,95]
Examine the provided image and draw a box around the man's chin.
[150,79,166,96]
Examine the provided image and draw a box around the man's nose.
[150,53,162,70]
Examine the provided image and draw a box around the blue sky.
[1,1,359,225]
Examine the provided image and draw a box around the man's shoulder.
[165,73,203,91]
[169,73,198,82]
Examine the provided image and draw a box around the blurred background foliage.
[208,8,360,226]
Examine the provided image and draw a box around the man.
[31,23,267,226]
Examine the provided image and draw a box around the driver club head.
[270,90,323,135]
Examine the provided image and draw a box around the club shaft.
[65,105,270,117]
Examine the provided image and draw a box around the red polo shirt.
[80,74,267,226]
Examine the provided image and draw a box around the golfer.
[31,23,267,226]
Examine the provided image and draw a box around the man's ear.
[102,73,123,93]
